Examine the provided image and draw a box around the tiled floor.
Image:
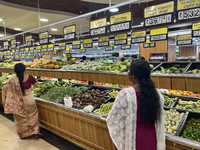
[0,114,59,150]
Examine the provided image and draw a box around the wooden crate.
[109,74,118,84]
[186,78,200,93]
[76,72,84,81]
[151,76,159,88]
[101,74,110,83]
[94,73,102,82]
[116,75,127,85]
[171,77,186,91]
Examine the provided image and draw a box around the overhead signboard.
[131,31,146,43]
[64,48,70,54]
[105,43,114,51]
[39,31,49,44]
[52,49,57,55]
[11,50,15,56]
[7,50,11,55]
[29,47,34,53]
[121,41,131,50]
[144,1,174,27]
[15,49,19,55]
[143,39,156,48]
[114,33,127,45]
[80,46,86,53]
[150,27,168,41]
[59,42,66,50]
[63,25,76,40]
[83,38,93,48]
[3,41,9,50]
[35,46,41,53]
[177,34,192,45]
[192,22,200,37]
[98,36,109,47]
[41,45,47,52]
[48,44,54,51]
[110,11,132,33]
[90,17,107,36]
[24,47,29,53]
[11,39,16,49]
[177,0,200,22]
[72,40,81,49]
[25,36,32,46]
[45,51,49,55]
[20,48,24,54]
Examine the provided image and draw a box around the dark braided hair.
[14,63,26,95]
[129,59,161,126]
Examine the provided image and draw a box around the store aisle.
[0,114,59,150]
[0,107,83,150]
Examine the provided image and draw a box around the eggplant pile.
[72,92,107,109]
[86,89,110,96]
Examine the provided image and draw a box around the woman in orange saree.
[2,63,42,139]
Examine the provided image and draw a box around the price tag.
[39,31,49,44]
[64,48,70,54]
[3,41,9,50]
[52,49,57,55]
[48,44,54,51]
[25,36,32,46]
[59,42,66,50]
[63,25,76,40]
[121,41,131,50]
[131,31,146,43]
[105,43,114,51]
[144,1,174,27]
[143,39,156,48]
[177,34,192,45]
[20,48,24,54]
[90,18,107,36]
[110,11,132,33]
[41,45,47,52]
[72,40,81,49]
[114,33,127,45]
[83,38,93,48]
[29,47,34,53]
[192,22,200,37]
[150,27,168,41]
[80,46,86,53]
[45,51,49,55]
[11,39,16,49]
[35,46,41,53]
[98,36,109,47]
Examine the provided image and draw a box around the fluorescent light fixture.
[141,22,144,25]
[107,22,110,25]
[0,34,4,37]
[0,19,2,22]
[17,42,20,44]
[109,8,119,12]
[40,18,48,22]
[14,28,21,31]
[51,28,58,31]
[49,35,52,37]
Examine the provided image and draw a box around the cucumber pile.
[153,67,185,74]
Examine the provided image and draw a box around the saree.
[2,76,40,138]
[107,87,165,150]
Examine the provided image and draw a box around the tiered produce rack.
[0,66,200,150]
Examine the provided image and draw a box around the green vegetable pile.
[93,102,114,116]
[108,90,119,98]
[153,67,185,74]
[181,118,200,142]
[163,95,176,107]
[33,80,73,97]
[40,86,87,103]
[0,74,14,88]
[165,109,184,135]
[96,60,131,72]
[175,99,200,112]
[185,69,200,74]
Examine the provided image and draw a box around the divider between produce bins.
[175,111,189,136]
[85,85,113,97]
[182,62,193,74]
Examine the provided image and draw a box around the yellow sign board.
[59,42,66,47]
[99,36,109,42]
[53,50,57,52]
[4,41,8,46]
[30,47,34,51]
[64,25,76,34]
[144,39,155,44]
[20,48,24,52]
[177,34,192,41]
[48,44,54,48]
[90,18,107,29]
[42,45,47,49]
[72,40,81,45]
[39,31,48,39]
[36,46,41,50]
[83,38,93,44]
[114,34,127,40]
[110,12,131,24]
[144,1,174,18]
[150,27,168,36]
[25,36,32,42]
[16,49,19,52]
[132,31,146,38]
[80,46,85,50]
[11,39,16,45]
[12,50,15,53]
[192,22,200,30]
[65,48,70,51]
[25,48,29,51]
[177,0,200,11]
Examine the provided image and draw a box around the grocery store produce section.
[0,60,200,150]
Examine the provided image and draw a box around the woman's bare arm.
[34,82,39,88]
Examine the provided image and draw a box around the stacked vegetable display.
[0,74,14,88]
[175,99,200,112]
[163,95,176,107]
[185,69,200,74]
[93,102,114,116]
[153,67,185,73]
[107,90,119,98]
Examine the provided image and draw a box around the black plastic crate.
[36,79,49,85]
[173,97,200,113]
[152,62,190,74]
[70,83,91,91]
[85,85,113,97]
[150,62,163,71]
[164,107,188,136]
[177,112,200,141]
[163,94,178,108]
[93,98,115,116]
[184,62,200,74]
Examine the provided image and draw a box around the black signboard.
[90,17,107,36]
